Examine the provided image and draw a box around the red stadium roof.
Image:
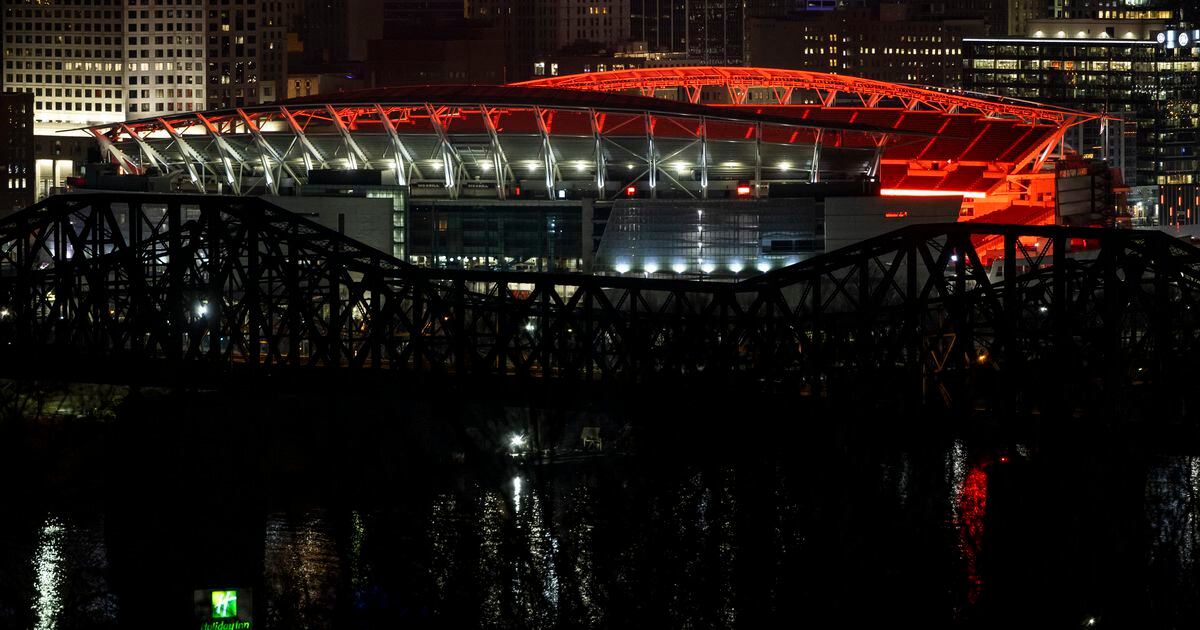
[81,67,1101,230]
[113,83,923,138]
[517,66,1099,126]
[519,67,1100,225]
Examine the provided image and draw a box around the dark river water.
[1,388,1199,628]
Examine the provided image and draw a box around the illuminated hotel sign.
[194,588,252,630]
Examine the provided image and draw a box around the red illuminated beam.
[881,189,988,199]
[517,67,1102,127]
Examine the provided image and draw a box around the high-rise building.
[290,0,351,65]
[126,1,207,117]
[2,1,289,127]
[1,91,34,215]
[557,0,631,48]
[1008,0,1045,35]
[466,0,554,81]
[205,1,289,109]
[747,5,986,87]
[3,0,138,131]
[384,0,465,33]
[964,19,1200,225]
[1047,0,1181,20]
[2,0,291,200]
[630,0,748,64]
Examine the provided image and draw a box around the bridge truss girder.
[0,194,1197,417]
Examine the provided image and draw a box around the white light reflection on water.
[32,516,65,630]
[568,485,602,628]
[29,515,117,629]
[1146,455,1200,593]
[349,511,366,600]
[478,489,506,624]
[947,439,968,520]
[428,493,459,606]
[716,468,738,629]
[263,511,340,630]
[516,481,560,628]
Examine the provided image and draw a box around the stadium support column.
[535,107,558,199]
[869,134,887,181]
[589,109,606,199]
[89,128,141,175]
[196,113,244,195]
[325,105,372,170]
[375,104,423,187]
[645,112,657,199]
[700,117,709,199]
[811,129,823,184]
[280,106,328,173]
[118,123,172,175]
[426,104,460,199]
[238,108,298,194]
[157,117,206,192]
[481,105,512,200]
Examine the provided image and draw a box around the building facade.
[1,91,34,215]
[204,1,288,109]
[747,6,986,88]
[126,1,206,117]
[964,21,1200,225]
[630,0,748,65]
[1048,0,1180,20]
[3,0,288,131]
[2,0,131,130]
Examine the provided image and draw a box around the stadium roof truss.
[520,67,1105,222]
[86,85,912,202]
[84,69,1102,221]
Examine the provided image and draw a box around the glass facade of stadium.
[78,68,1103,277]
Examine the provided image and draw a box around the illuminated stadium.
[79,67,1103,276]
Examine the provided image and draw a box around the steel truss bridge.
[1,193,1197,416]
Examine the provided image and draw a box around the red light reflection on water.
[959,465,988,604]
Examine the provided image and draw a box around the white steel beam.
[811,129,824,184]
[480,105,513,199]
[325,105,371,169]
[90,128,141,175]
[588,108,606,198]
[156,117,206,190]
[279,106,328,171]
[237,108,301,194]
[425,104,459,197]
[534,106,559,198]
[196,113,243,195]
[118,123,172,174]
[374,104,420,186]
[645,112,657,198]
[699,117,709,198]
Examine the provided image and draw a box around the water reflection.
[29,514,117,630]
[263,511,340,630]
[32,517,64,630]
[11,439,1200,627]
[1146,455,1200,619]
[945,439,987,608]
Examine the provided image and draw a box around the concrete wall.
[266,195,394,256]
[824,196,962,253]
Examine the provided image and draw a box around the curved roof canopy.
[79,69,1089,218]
[517,66,1100,126]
